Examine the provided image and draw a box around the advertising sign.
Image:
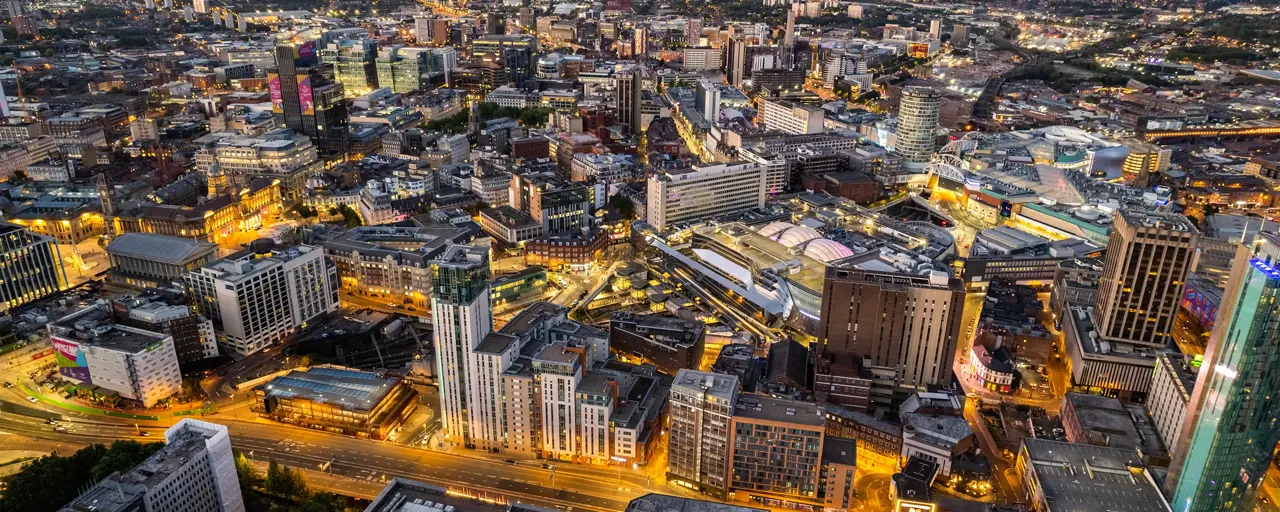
[297,75,314,115]
[268,74,283,113]
[51,336,91,384]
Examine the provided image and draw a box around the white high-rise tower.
[430,245,492,448]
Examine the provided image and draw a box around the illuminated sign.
[268,74,283,113]
[895,500,936,512]
[298,75,314,115]
[51,336,91,384]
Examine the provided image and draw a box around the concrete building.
[105,233,218,289]
[609,312,706,374]
[757,98,824,135]
[313,224,474,309]
[186,245,339,356]
[0,222,66,311]
[816,265,965,394]
[1147,353,1196,449]
[898,392,973,476]
[430,245,493,447]
[1166,236,1280,511]
[59,419,243,512]
[1059,392,1167,466]
[1094,211,1198,349]
[894,86,942,168]
[646,162,766,231]
[1016,439,1169,512]
[111,295,219,369]
[48,301,182,407]
[682,47,722,71]
[668,369,739,498]
[193,129,322,201]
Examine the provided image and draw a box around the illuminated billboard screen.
[297,75,314,115]
[51,336,91,384]
[297,40,317,66]
[268,74,283,113]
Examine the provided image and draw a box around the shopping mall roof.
[258,366,398,412]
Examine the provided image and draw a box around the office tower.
[696,79,721,123]
[163,0,172,9]
[376,46,431,93]
[48,301,183,407]
[1093,211,1198,348]
[268,44,350,154]
[0,222,65,311]
[615,65,644,135]
[59,419,244,512]
[633,26,648,57]
[223,10,233,27]
[320,37,378,96]
[517,7,532,28]
[929,19,942,39]
[1166,234,1280,511]
[646,162,766,231]
[471,34,536,87]
[685,18,702,46]
[728,37,747,87]
[668,369,739,498]
[109,294,220,368]
[780,9,796,69]
[951,25,969,47]
[430,245,492,447]
[183,5,193,22]
[144,0,154,9]
[193,0,207,13]
[186,245,339,356]
[414,16,432,42]
[895,86,942,168]
[237,14,246,32]
[815,265,965,394]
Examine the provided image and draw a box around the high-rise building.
[193,0,207,13]
[376,46,432,93]
[668,369,739,498]
[633,26,649,57]
[319,37,379,96]
[646,162,766,231]
[110,295,219,369]
[517,7,532,29]
[757,97,825,134]
[1093,211,1198,349]
[728,37,747,87]
[615,65,644,135]
[815,263,965,400]
[430,245,492,447]
[1164,235,1280,511]
[471,34,536,87]
[48,301,183,408]
[1121,139,1172,188]
[685,18,702,46]
[413,16,433,43]
[0,222,65,311]
[59,419,244,512]
[267,44,350,154]
[929,19,942,40]
[951,25,969,47]
[186,245,339,356]
[729,395,827,502]
[895,86,942,168]
[780,9,797,69]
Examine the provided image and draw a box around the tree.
[265,460,308,500]
[299,493,347,512]
[0,442,161,512]
[609,194,636,219]
[337,205,363,229]
[235,453,262,491]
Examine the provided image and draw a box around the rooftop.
[625,493,766,512]
[366,478,509,512]
[49,302,168,354]
[105,233,217,266]
[734,395,825,426]
[1020,438,1169,512]
[257,366,399,412]
[198,245,322,282]
[672,369,739,402]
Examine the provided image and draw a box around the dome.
[776,226,822,248]
[757,221,797,238]
[803,239,855,263]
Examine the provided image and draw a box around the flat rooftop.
[734,394,825,426]
[50,303,167,353]
[1021,438,1170,512]
[672,369,739,402]
[258,366,399,412]
[366,478,509,512]
[625,493,766,512]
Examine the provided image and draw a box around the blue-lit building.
[1167,234,1280,511]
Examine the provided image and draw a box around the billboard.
[297,40,317,66]
[297,75,314,115]
[268,73,283,113]
[51,336,91,384]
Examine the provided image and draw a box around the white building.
[359,180,399,226]
[895,86,942,168]
[60,419,244,512]
[646,162,767,231]
[681,47,722,71]
[48,302,182,408]
[431,245,493,447]
[757,97,825,135]
[186,245,338,356]
[439,133,470,164]
[1148,353,1195,448]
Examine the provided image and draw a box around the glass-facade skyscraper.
[1167,234,1280,511]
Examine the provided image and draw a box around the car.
[26,396,37,403]
[505,459,516,464]
[541,463,554,470]
[2,381,12,388]
[1263,496,1272,504]
[53,426,67,433]
[139,431,152,437]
